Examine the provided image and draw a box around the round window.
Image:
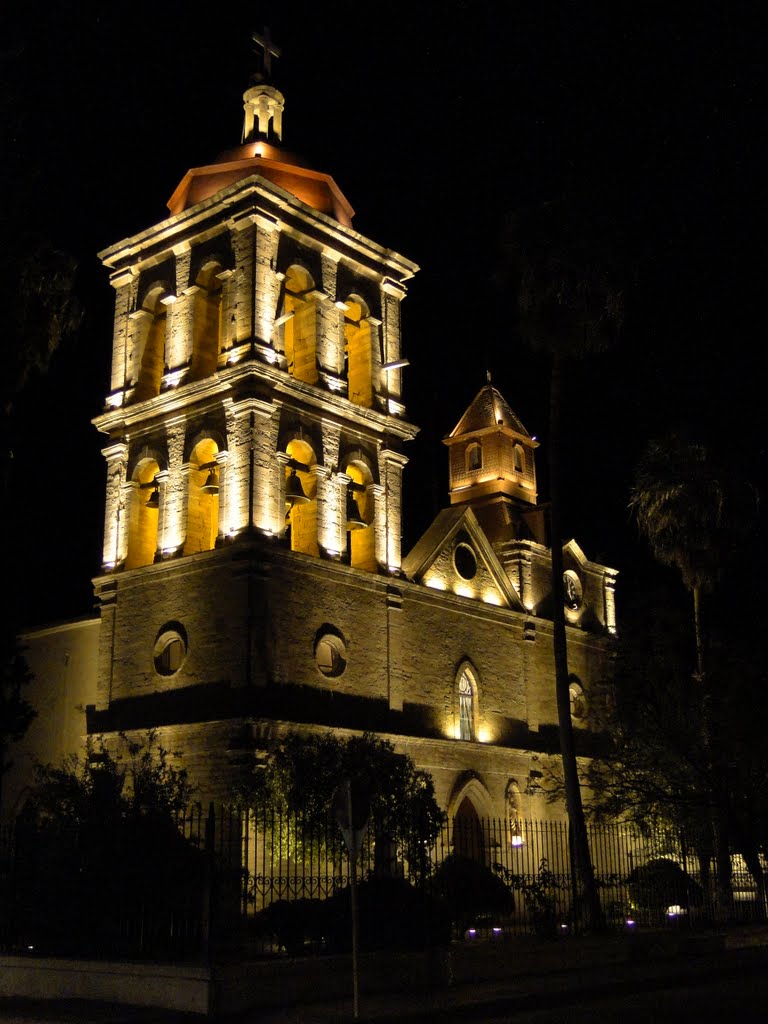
[153,624,188,676]
[315,632,347,677]
[454,543,477,581]
[563,570,583,609]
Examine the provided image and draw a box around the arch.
[569,675,587,722]
[513,443,525,474]
[455,662,480,742]
[285,437,318,557]
[343,451,376,571]
[505,779,524,847]
[133,285,168,402]
[448,773,493,863]
[188,260,223,382]
[466,442,482,472]
[282,264,318,385]
[184,437,220,556]
[125,456,161,569]
[343,294,372,408]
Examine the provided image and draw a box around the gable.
[402,507,524,610]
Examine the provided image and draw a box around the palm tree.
[501,199,624,932]
[629,432,757,913]
[629,433,730,679]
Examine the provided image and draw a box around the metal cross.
[252,27,282,79]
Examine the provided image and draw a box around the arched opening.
[134,287,167,402]
[188,262,222,382]
[343,295,372,408]
[282,265,318,385]
[467,442,482,471]
[344,457,375,571]
[125,458,160,569]
[453,796,484,862]
[285,437,318,556]
[457,666,478,741]
[184,438,220,555]
[505,780,524,848]
[513,443,525,474]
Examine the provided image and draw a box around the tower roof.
[167,30,355,226]
[447,381,532,441]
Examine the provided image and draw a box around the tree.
[240,731,446,874]
[629,432,758,909]
[13,731,198,956]
[499,198,624,931]
[0,631,36,819]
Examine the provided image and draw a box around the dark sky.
[5,1,765,627]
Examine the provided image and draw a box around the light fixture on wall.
[285,467,309,507]
[345,487,365,531]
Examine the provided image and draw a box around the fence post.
[201,802,216,966]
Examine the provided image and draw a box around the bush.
[428,855,514,935]
[628,857,704,911]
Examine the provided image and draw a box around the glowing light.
[477,726,492,744]
[425,577,446,591]
[511,835,524,848]
[106,393,124,409]
[254,143,265,157]
[454,584,474,599]
[482,590,501,606]
[264,349,278,365]
[165,369,185,388]
[325,549,340,558]
[228,350,244,365]
[326,376,346,392]
[382,358,409,371]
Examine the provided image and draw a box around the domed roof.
[167,41,355,226]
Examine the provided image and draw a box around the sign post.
[333,777,370,1021]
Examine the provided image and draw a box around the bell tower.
[444,376,546,545]
[91,31,419,715]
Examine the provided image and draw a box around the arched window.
[188,263,223,382]
[344,457,375,571]
[285,437,318,557]
[282,265,318,385]
[467,443,482,471]
[513,444,525,473]
[134,287,167,402]
[505,780,523,847]
[569,677,587,722]
[125,458,160,569]
[457,667,477,741]
[343,296,372,408]
[184,438,220,556]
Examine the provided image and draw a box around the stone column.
[159,422,186,556]
[229,215,257,346]
[107,271,135,400]
[166,244,192,371]
[368,483,385,569]
[254,214,280,347]
[380,447,408,571]
[101,442,129,568]
[318,251,342,374]
[215,449,230,541]
[381,280,406,399]
[604,573,618,634]
[252,403,282,534]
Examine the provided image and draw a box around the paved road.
[2,943,767,1023]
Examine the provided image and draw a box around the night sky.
[5,2,764,628]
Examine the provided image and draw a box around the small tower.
[444,377,546,544]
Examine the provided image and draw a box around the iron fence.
[1,807,765,961]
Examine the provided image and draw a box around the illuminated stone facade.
[8,72,618,827]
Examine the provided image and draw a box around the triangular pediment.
[402,507,524,610]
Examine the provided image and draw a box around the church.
[8,36,618,832]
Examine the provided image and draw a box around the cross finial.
[251,27,282,82]
[486,370,492,384]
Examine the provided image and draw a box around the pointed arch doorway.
[453,795,484,863]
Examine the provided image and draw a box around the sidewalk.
[2,925,768,1023]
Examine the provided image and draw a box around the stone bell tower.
[90,32,419,723]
